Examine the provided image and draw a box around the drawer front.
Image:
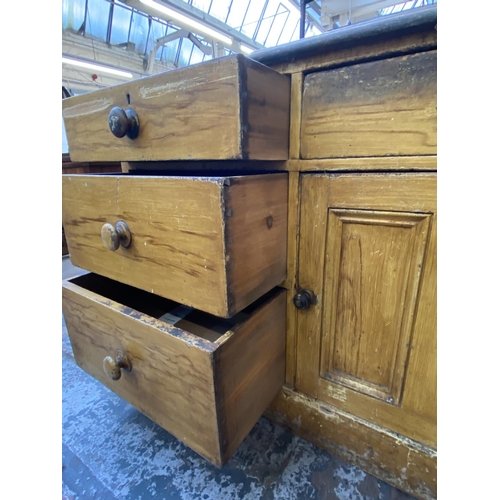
[62,173,287,317]
[62,55,290,162]
[301,51,437,158]
[62,273,286,466]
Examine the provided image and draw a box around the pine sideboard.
[62,6,437,499]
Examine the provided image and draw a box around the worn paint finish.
[62,310,414,500]
[139,75,236,99]
[62,98,114,118]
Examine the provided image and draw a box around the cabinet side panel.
[295,175,330,397]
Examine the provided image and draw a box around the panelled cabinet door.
[295,173,436,448]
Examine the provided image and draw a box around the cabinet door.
[295,173,436,448]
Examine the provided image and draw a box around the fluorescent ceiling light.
[62,57,134,79]
[140,0,232,45]
[240,45,254,54]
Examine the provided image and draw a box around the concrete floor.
[62,256,415,500]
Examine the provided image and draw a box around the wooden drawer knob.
[103,350,132,381]
[293,289,317,310]
[108,106,140,139]
[101,220,132,251]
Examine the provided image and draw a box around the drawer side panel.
[244,59,290,160]
[214,290,286,463]
[224,173,288,316]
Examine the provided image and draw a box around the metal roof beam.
[122,0,264,53]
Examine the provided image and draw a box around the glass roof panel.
[206,0,233,22]
[276,14,298,44]
[225,1,250,30]
[110,4,133,45]
[177,38,196,66]
[261,4,290,46]
[128,10,150,54]
[63,0,436,91]
[147,18,168,57]
[85,0,111,42]
[254,16,274,46]
[62,0,86,32]
[381,0,433,15]
[160,34,181,63]
[189,43,206,65]
[190,0,213,12]
[241,0,267,25]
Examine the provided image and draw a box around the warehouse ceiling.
[62,0,436,93]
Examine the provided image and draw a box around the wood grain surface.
[320,210,431,406]
[215,289,286,462]
[62,55,290,162]
[295,175,330,398]
[288,73,303,160]
[63,174,228,315]
[224,174,288,314]
[62,274,286,466]
[286,156,437,172]
[62,275,221,464]
[301,51,437,158]
[244,59,290,160]
[284,171,300,385]
[295,173,436,447]
[62,173,287,317]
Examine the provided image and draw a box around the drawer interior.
[69,273,276,343]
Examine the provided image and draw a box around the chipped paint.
[326,384,348,402]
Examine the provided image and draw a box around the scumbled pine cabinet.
[258,7,437,500]
[62,54,291,467]
[62,6,437,500]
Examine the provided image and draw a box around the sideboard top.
[251,5,437,68]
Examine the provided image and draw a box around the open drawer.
[62,173,287,318]
[62,273,285,466]
[62,54,290,162]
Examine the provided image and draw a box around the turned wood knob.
[101,220,132,251]
[103,350,132,381]
[293,289,317,310]
[108,106,140,139]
